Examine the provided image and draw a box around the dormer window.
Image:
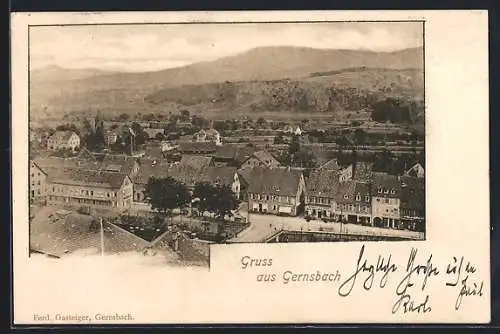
[355,195,361,201]
[365,196,370,202]
[390,189,395,194]
[344,195,348,199]
[377,188,382,193]
[384,188,389,194]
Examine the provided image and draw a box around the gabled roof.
[49,131,78,142]
[405,163,425,177]
[306,170,340,199]
[246,167,303,197]
[250,150,279,165]
[179,142,217,153]
[179,155,214,170]
[133,159,171,185]
[371,172,401,198]
[317,158,341,172]
[30,207,149,257]
[201,166,237,186]
[214,145,255,163]
[353,161,374,182]
[48,168,129,189]
[143,146,165,160]
[337,180,371,204]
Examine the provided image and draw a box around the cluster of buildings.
[29,118,425,232]
[304,160,425,230]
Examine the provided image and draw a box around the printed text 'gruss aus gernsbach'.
[239,245,485,315]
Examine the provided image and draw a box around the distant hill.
[29,46,424,121]
[31,65,116,83]
[145,67,423,120]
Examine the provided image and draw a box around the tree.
[131,122,149,146]
[192,182,214,215]
[353,128,367,145]
[144,177,191,218]
[256,117,267,127]
[191,115,208,128]
[212,184,239,220]
[155,132,165,141]
[56,123,80,135]
[294,150,317,169]
[180,109,190,121]
[288,134,300,157]
[274,133,285,144]
[118,113,130,121]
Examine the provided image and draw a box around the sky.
[29,22,423,72]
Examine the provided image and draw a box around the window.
[344,195,348,199]
[384,189,389,194]
[390,189,395,194]
[378,188,382,193]
[385,198,389,204]
[31,173,34,177]
[365,196,370,202]
[356,195,361,201]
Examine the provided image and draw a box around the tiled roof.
[179,155,213,170]
[246,167,303,197]
[30,207,149,257]
[215,145,255,163]
[143,146,165,159]
[201,166,237,186]
[306,170,340,198]
[337,180,371,204]
[133,158,173,185]
[49,131,78,142]
[371,172,401,198]
[353,162,374,182]
[48,168,128,189]
[179,142,216,153]
[251,150,279,165]
[317,158,341,172]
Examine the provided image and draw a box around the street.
[229,210,424,243]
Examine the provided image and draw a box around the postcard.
[11,10,490,324]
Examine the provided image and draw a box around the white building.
[194,129,222,146]
[47,131,80,152]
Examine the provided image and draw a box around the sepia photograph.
[28,21,426,267]
[13,11,490,325]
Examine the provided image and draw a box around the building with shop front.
[246,167,305,216]
[305,169,340,220]
[370,173,401,228]
[336,180,372,225]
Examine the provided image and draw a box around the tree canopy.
[144,177,191,215]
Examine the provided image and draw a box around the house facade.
[194,129,222,146]
[47,131,80,151]
[29,160,47,201]
[371,173,401,228]
[336,181,372,225]
[46,169,133,212]
[104,131,118,146]
[247,167,305,216]
[305,170,339,220]
[400,176,425,231]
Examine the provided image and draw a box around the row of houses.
[305,162,425,230]
[30,145,425,231]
